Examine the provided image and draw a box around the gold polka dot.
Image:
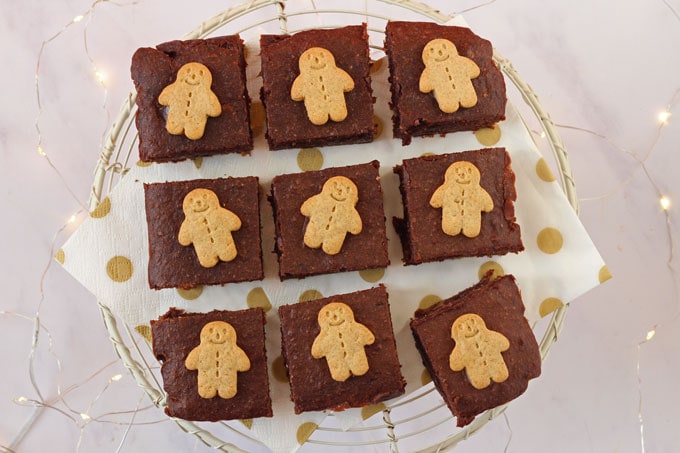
[177,286,203,300]
[421,152,435,157]
[90,197,111,219]
[418,294,441,311]
[361,403,386,421]
[136,160,152,167]
[106,256,133,282]
[599,265,613,283]
[297,148,323,172]
[299,289,323,302]
[272,356,288,383]
[250,101,265,137]
[421,368,432,385]
[373,115,383,139]
[135,325,152,342]
[539,297,564,318]
[241,419,253,430]
[478,261,504,281]
[54,249,65,265]
[247,287,272,313]
[537,228,564,254]
[536,158,556,182]
[296,422,318,445]
[359,268,385,283]
[370,58,383,74]
[192,157,203,169]
[474,124,501,146]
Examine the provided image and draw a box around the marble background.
[2,0,679,451]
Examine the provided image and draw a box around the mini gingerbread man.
[178,188,241,268]
[449,313,510,390]
[158,62,222,140]
[419,38,480,113]
[311,302,375,382]
[430,161,493,238]
[291,47,355,125]
[301,176,362,255]
[185,320,250,399]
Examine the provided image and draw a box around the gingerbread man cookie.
[419,38,480,113]
[311,302,375,382]
[291,47,355,125]
[300,176,362,255]
[430,161,493,238]
[449,313,510,390]
[158,62,222,140]
[185,321,250,399]
[178,188,242,268]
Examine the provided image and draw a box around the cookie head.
[323,176,358,203]
[445,161,480,186]
[299,47,335,71]
[422,38,458,65]
[177,62,212,87]
[200,320,235,345]
[183,188,219,215]
[318,302,354,328]
[452,313,484,340]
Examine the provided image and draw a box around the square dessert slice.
[151,307,272,421]
[410,274,541,427]
[260,24,375,150]
[278,285,405,413]
[270,160,389,280]
[393,148,523,265]
[144,177,263,289]
[131,35,252,162]
[385,21,506,145]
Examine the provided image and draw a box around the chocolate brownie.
[151,307,272,421]
[269,160,389,280]
[144,177,263,289]
[131,35,252,162]
[260,24,375,150]
[393,148,523,265]
[278,285,405,413]
[385,21,506,145]
[410,275,541,427]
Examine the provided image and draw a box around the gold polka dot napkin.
[59,33,607,453]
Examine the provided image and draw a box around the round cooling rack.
[89,0,576,451]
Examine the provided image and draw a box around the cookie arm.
[207,91,222,117]
[419,68,433,93]
[429,184,445,208]
[158,84,173,107]
[185,346,199,370]
[311,333,328,359]
[349,209,363,235]
[300,195,318,217]
[481,188,494,212]
[291,75,304,101]
[339,69,355,92]
[235,347,251,372]
[449,345,464,371]
[465,57,481,78]
[178,220,192,246]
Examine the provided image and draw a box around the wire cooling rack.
[89,1,575,451]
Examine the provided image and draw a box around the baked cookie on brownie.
[151,307,272,421]
[393,148,523,265]
[278,285,405,413]
[260,24,375,150]
[410,274,541,427]
[131,35,252,162]
[269,160,389,280]
[385,21,506,145]
[144,177,263,289]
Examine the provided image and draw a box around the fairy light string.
[15,0,680,451]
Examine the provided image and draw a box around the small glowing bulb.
[539,131,546,139]
[110,374,123,382]
[37,146,46,157]
[73,15,84,23]
[15,396,28,403]
[80,413,91,421]
[95,70,107,85]
[658,110,671,125]
[68,213,78,224]
[660,196,671,211]
[646,330,656,341]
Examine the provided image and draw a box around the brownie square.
[410,275,541,427]
[151,308,272,421]
[278,285,405,413]
[144,177,263,289]
[260,24,375,150]
[393,148,523,265]
[385,21,506,145]
[269,160,389,280]
[131,35,252,162]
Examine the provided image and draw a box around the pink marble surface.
[2,0,679,451]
